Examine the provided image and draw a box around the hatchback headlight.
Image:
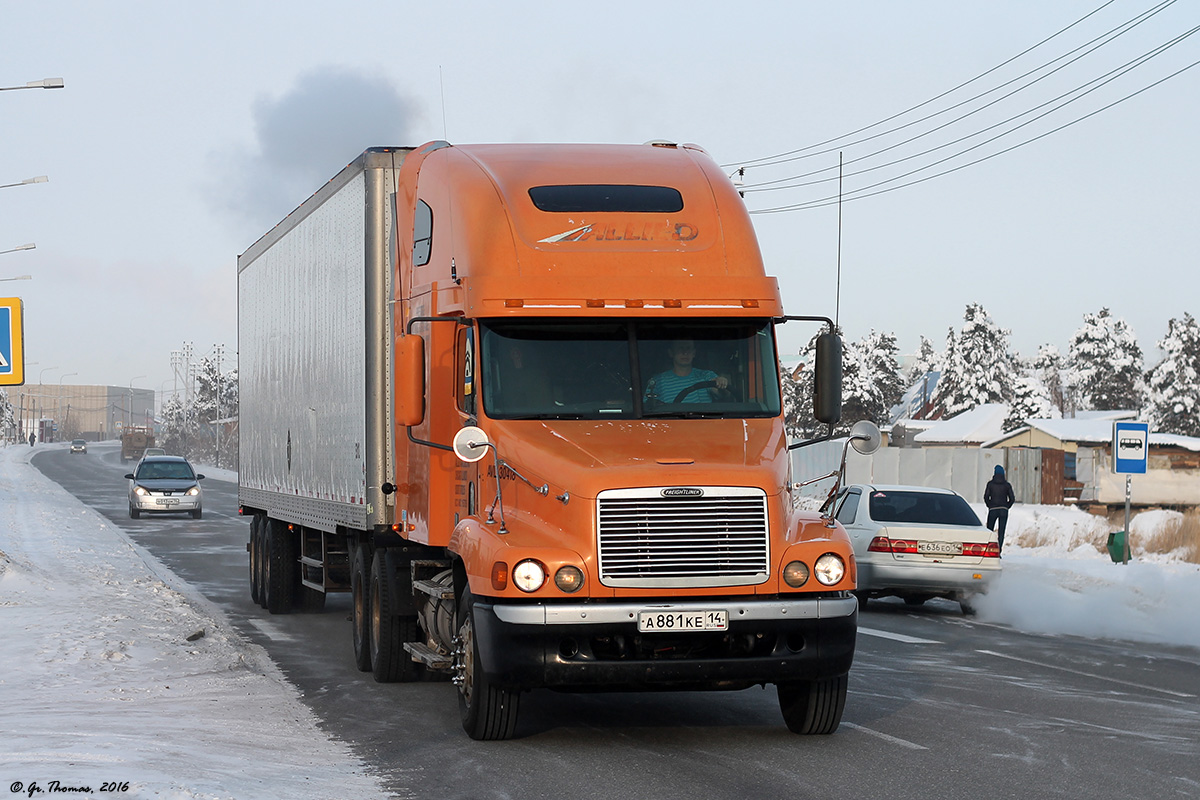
[134,486,149,496]
[512,559,547,592]
[186,486,200,496]
[814,553,846,586]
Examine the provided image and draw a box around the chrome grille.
[597,487,770,588]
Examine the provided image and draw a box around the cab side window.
[413,200,433,266]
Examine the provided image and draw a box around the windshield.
[480,319,781,420]
[868,490,982,526]
[136,461,196,481]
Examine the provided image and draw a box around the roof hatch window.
[528,185,683,213]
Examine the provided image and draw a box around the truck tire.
[264,519,295,614]
[457,589,520,740]
[350,546,372,671]
[249,516,263,606]
[777,674,848,735]
[369,551,420,683]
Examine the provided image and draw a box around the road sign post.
[1112,421,1149,565]
[1,297,26,386]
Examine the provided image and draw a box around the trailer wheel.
[264,519,295,614]
[249,516,263,605]
[777,674,848,735]
[369,551,421,683]
[350,546,372,671]
[457,589,520,740]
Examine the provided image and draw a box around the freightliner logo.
[661,487,704,498]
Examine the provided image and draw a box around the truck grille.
[597,487,770,588]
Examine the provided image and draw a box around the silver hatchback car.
[125,455,205,519]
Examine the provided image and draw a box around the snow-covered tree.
[842,329,904,428]
[1032,344,1065,417]
[1066,308,1145,411]
[907,335,940,385]
[780,360,807,443]
[1003,374,1057,432]
[930,304,1015,419]
[158,393,199,458]
[1145,313,1200,436]
[0,388,15,441]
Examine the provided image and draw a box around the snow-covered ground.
[0,443,387,799]
[1,443,1198,798]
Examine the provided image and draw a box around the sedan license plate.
[637,609,728,633]
[156,498,180,506]
[918,540,962,556]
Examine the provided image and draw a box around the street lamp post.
[0,78,65,91]
[34,367,58,444]
[56,372,77,442]
[0,176,48,190]
[129,376,146,430]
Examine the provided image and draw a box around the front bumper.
[472,595,857,691]
[130,493,201,513]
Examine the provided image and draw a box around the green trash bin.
[1106,530,1127,563]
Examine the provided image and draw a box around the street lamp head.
[0,243,36,256]
[0,275,32,282]
[0,78,65,91]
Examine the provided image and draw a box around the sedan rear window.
[869,491,981,527]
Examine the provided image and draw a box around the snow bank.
[0,444,387,799]
[969,502,1200,649]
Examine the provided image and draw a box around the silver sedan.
[125,455,205,519]
[832,484,1000,615]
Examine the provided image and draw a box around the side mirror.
[849,420,882,455]
[395,334,426,427]
[452,426,490,463]
[813,332,842,425]
[124,473,134,480]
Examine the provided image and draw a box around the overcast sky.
[3,1,1197,399]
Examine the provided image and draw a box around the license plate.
[156,498,179,506]
[918,540,962,556]
[637,609,728,633]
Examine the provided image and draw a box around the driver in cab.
[643,339,729,405]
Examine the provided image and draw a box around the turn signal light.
[491,562,509,591]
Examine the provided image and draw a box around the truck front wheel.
[456,590,520,740]
[777,674,848,735]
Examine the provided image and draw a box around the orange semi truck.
[238,142,857,740]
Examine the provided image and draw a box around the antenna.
[835,152,843,330]
[439,66,448,140]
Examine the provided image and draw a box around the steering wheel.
[673,380,718,403]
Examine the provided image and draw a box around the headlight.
[782,561,810,588]
[554,566,584,593]
[134,486,148,496]
[186,486,200,496]
[512,559,547,592]
[814,553,846,586]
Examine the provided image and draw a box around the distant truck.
[120,426,155,462]
[237,143,859,739]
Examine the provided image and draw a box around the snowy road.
[6,441,1200,799]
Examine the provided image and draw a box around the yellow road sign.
[1,297,25,386]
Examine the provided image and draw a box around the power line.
[739,0,1182,190]
[745,22,1200,197]
[721,0,1128,169]
[751,54,1200,214]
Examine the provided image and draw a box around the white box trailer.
[237,147,410,536]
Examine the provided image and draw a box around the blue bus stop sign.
[1112,421,1149,475]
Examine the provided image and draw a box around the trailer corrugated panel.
[237,148,409,533]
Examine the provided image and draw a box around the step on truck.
[237,142,866,740]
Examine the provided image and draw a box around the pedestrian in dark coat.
[983,464,1015,552]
